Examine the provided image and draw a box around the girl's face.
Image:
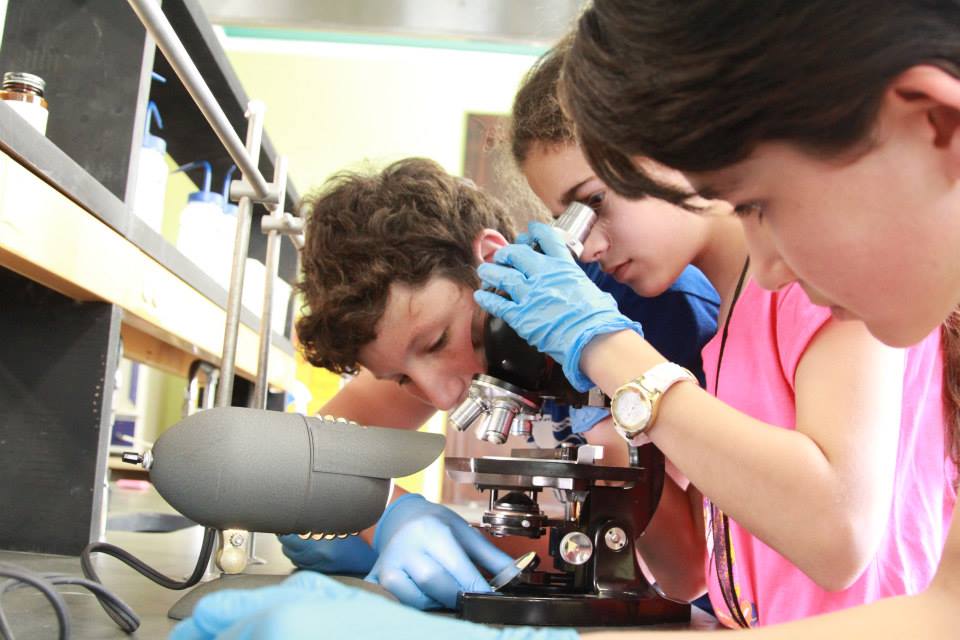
[521,142,706,297]
[688,137,960,347]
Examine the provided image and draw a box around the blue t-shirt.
[547,262,719,440]
[585,261,718,386]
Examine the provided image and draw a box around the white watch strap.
[614,362,696,443]
[641,362,696,393]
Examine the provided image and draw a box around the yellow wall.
[221,36,539,192]
[217,35,540,499]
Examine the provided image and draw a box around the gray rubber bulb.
[149,407,445,535]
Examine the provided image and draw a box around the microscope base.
[458,591,691,628]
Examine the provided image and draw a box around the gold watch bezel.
[610,381,657,435]
[610,363,697,438]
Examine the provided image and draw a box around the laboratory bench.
[0,485,720,638]
[0,485,295,639]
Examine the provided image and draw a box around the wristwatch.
[610,362,697,441]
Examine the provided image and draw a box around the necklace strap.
[710,255,751,627]
[713,256,751,395]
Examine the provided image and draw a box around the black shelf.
[0,0,299,555]
[0,103,293,354]
[0,0,300,286]
[151,0,300,285]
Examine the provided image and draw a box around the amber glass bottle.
[0,71,48,134]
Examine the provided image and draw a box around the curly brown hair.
[296,158,516,375]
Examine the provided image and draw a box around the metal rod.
[126,0,271,198]
[247,156,289,567]
[216,102,266,408]
[253,156,289,407]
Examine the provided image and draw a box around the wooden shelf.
[0,0,301,556]
[0,146,295,389]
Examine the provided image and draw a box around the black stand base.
[459,591,691,627]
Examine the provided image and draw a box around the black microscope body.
[447,203,691,626]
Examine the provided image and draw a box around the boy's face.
[357,276,486,410]
[687,136,960,347]
[522,142,707,297]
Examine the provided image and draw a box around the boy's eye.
[427,330,448,354]
[396,375,411,387]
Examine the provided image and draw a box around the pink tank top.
[700,279,955,627]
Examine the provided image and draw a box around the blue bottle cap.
[143,132,166,154]
[187,190,224,206]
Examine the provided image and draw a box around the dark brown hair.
[563,1,960,200]
[296,158,516,374]
[512,39,713,212]
[563,0,960,479]
[510,38,576,166]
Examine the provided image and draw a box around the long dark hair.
[562,0,960,480]
[563,1,960,197]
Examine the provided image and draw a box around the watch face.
[614,389,651,431]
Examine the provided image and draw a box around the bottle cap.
[175,160,222,207]
[3,71,45,94]
[187,190,224,206]
[143,132,166,154]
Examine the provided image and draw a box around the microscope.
[446,203,691,626]
[448,202,603,444]
[447,443,689,626]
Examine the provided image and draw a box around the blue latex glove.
[277,533,378,576]
[366,493,514,610]
[569,406,611,434]
[475,222,642,391]
[169,571,578,640]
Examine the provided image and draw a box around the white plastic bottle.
[174,160,224,285]
[131,101,167,233]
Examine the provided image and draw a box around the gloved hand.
[475,222,642,391]
[365,493,514,610]
[169,571,579,640]
[569,406,611,434]
[278,533,378,576]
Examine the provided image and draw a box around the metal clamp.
[230,179,281,206]
[260,212,305,250]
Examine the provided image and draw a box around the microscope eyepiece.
[552,201,597,260]
[452,202,600,445]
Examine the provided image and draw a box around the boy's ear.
[882,65,960,179]
[473,228,509,264]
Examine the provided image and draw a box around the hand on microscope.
[475,221,642,392]
[169,570,579,640]
[365,493,515,610]
[278,533,378,576]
